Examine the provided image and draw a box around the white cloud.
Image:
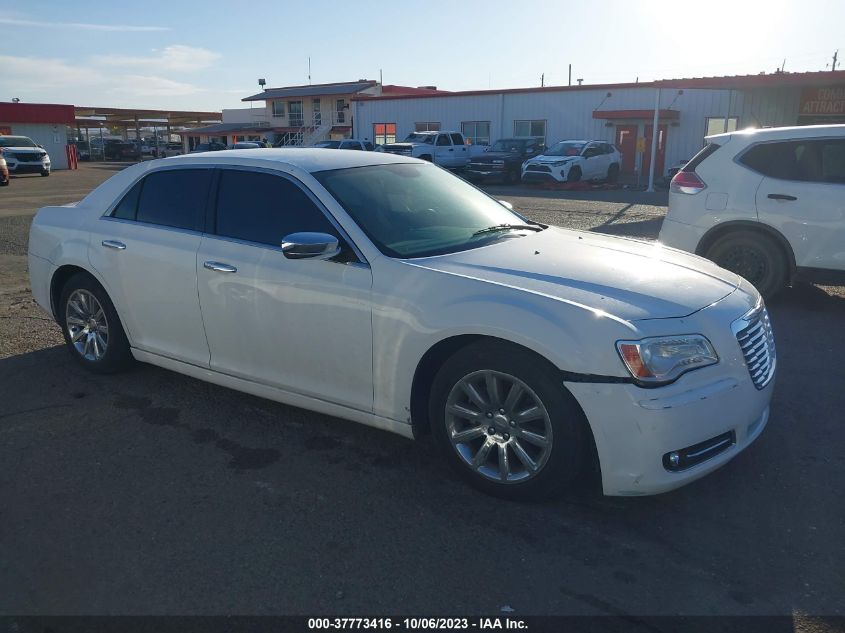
[95,45,221,72]
[110,75,203,98]
[0,17,169,32]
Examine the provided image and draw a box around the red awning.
[593,109,680,120]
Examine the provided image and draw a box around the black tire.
[705,230,789,299]
[567,167,582,183]
[607,163,620,183]
[420,154,433,162]
[429,340,589,500]
[58,272,134,374]
[505,167,519,184]
[40,170,50,177]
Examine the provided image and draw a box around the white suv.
[522,140,621,183]
[660,125,845,297]
[0,135,51,177]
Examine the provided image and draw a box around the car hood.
[472,151,520,162]
[4,147,45,154]
[528,154,578,164]
[406,227,741,322]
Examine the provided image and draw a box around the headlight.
[616,335,718,386]
[551,160,569,168]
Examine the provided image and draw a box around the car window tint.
[136,169,210,230]
[112,180,143,220]
[450,133,464,146]
[436,135,451,146]
[215,170,337,246]
[821,140,845,184]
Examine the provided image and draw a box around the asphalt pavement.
[0,165,843,621]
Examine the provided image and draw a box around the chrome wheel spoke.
[503,382,524,412]
[66,315,86,327]
[519,429,550,448]
[461,381,488,410]
[511,440,538,473]
[452,425,486,443]
[472,438,495,469]
[71,328,87,343]
[447,403,482,422]
[485,372,501,407]
[498,444,510,481]
[516,405,544,423]
[95,332,108,355]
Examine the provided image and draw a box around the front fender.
[371,259,636,422]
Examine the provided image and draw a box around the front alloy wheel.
[430,340,589,500]
[446,370,553,483]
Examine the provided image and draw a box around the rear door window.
[436,135,452,146]
[214,169,338,246]
[450,133,464,146]
[135,169,211,230]
[111,180,143,220]
[740,140,845,183]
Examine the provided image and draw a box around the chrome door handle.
[102,240,126,250]
[203,261,237,273]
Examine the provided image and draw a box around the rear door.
[87,167,213,366]
[434,134,454,166]
[450,133,469,166]
[748,138,845,272]
[581,143,606,179]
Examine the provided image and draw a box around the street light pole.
[646,88,660,193]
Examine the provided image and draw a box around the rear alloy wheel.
[567,167,582,183]
[505,167,519,184]
[59,273,133,373]
[41,170,50,177]
[705,230,788,299]
[430,341,588,500]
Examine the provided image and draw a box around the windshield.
[315,163,541,258]
[544,141,585,157]
[315,140,341,148]
[490,139,526,152]
[0,136,37,148]
[403,133,435,144]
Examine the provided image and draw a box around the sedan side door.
[87,167,213,366]
[195,167,374,412]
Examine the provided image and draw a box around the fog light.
[668,452,681,467]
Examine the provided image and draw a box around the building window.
[289,101,304,127]
[514,120,546,142]
[462,121,491,145]
[373,123,396,146]
[705,117,739,136]
[336,99,346,124]
[272,101,285,117]
[415,122,441,132]
[312,98,322,125]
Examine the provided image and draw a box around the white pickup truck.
[382,131,470,168]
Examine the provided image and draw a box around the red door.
[642,124,668,178]
[615,125,637,174]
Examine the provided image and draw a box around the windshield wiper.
[472,223,544,237]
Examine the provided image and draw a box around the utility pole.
[833,50,839,72]
[308,57,311,84]
[568,64,571,86]
[541,73,544,87]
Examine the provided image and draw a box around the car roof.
[166,147,417,172]
[706,123,845,142]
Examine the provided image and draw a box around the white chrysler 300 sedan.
[28,149,775,499]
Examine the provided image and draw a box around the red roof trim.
[593,109,680,120]
[352,70,845,102]
[0,102,76,125]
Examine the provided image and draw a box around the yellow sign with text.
[636,137,647,153]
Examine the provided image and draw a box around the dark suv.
[465,137,546,184]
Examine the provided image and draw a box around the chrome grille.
[526,164,551,173]
[732,303,776,390]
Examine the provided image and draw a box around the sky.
[1,0,843,112]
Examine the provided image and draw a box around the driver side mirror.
[281,232,341,260]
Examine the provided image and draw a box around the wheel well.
[50,265,93,319]
[696,222,796,274]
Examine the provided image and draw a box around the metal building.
[353,70,845,181]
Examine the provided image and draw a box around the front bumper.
[465,167,506,181]
[566,369,773,496]
[522,168,567,182]
[8,161,50,174]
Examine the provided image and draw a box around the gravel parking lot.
[1,165,843,621]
